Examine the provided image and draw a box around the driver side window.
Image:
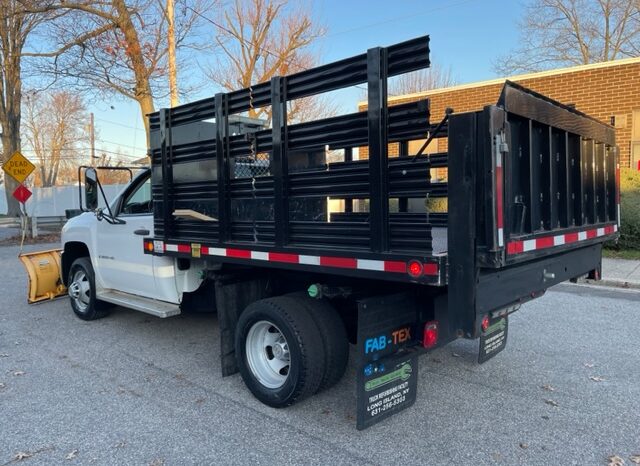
[121,177,152,215]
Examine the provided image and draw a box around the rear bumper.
[476,243,602,318]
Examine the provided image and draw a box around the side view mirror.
[85,167,99,211]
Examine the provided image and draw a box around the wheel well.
[62,242,90,286]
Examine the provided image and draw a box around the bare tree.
[23,91,88,187]
[95,155,134,185]
[496,0,640,74]
[389,64,457,95]
[207,0,332,123]
[24,0,208,144]
[0,1,49,216]
[166,0,179,107]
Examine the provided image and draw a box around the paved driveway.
[1,243,639,465]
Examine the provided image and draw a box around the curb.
[579,278,640,291]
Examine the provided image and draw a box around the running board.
[97,290,181,318]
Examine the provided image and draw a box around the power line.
[324,0,479,39]
[186,2,479,99]
[185,6,375,96]
[20,147,143,159]
[95,137,146,152]
[93,116,147,133]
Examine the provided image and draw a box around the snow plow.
[19,248,67,303]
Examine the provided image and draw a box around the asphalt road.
[1,243,639,466]
[0,225,19,241]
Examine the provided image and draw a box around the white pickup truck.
[61,168,206,320]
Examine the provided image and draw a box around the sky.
[90,0,524,163]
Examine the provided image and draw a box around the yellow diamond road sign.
[2,151,35,184]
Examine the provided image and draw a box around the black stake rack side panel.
[149,35,456,284]
[148,36,430,130]
[150,100,433,164]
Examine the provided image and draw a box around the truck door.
[94,173,178,302]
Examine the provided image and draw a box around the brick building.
[358,57,640,169]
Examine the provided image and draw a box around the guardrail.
[31,215,67,237]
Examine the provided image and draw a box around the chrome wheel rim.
[245,320,290,389]
[69,269,91,312]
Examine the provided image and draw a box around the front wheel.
[235,296,326,408]
[68,257,111,321]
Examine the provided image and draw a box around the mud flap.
[355,293,419,430]
[478,314,508,364]
[214,273,269,376]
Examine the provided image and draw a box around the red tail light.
[408,260,423,278]
[481,315,490,332]
[423,321,438,349]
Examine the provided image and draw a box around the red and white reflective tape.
[155,242,439,276]
[506,224,617,255]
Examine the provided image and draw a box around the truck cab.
[60,168,204,319]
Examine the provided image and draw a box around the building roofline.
[358,56,640,106]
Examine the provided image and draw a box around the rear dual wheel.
[235,295,348,408]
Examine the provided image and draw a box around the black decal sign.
[478,314,508,364]
[356,351,418,430]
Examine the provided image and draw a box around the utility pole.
[167,0,178,107]
[90,112,96,167]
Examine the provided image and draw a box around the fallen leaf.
[543,399,559,407]
[321,408,331,415]
[608,455,625,466]
[65,449,78,460]
[589,376,605,382]
[541,415,550,420]
[541,384,555,391]
[629,455,640,464]
[430,357,442,364]
[451,352,461,358]
[114,441,126,449]
[12,371,25,377]
[519,442,528,449]
[584,363,595,368]
[149,459,165,466]
[13,451,33,461]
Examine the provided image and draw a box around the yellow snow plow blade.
[19,249,67,304]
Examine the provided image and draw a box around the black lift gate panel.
[447,81,619,337]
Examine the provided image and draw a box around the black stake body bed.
[145,36,619,323]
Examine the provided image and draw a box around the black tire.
[68,257,111,321]
[235,296,325,408]
[287,292,349,392]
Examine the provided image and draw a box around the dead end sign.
[2,151,35,184]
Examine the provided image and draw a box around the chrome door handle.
[134,228,150,236]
